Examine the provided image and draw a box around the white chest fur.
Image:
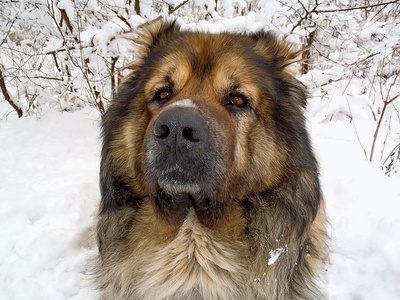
[134,209,248,300]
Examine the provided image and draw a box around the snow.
[0,109,101,300]
[310,119,400,299]
[1,0,400,298]
[267,247,286,266]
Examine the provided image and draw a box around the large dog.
[96,21,329,300]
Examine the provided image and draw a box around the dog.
[96,20,329,300]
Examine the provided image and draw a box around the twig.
[97,1,132,29]
[59,8,74,33]
[0,19,15,47]
[369,69,400,161]
[344,91,369,160]
[150,0,191,23]
[315,0,399,13]
[169,0,190,14]
[134,0,140,15]
[383,143,400,166]
[0,69,23,118]
[291,0,319,33]
[110,56,119,96]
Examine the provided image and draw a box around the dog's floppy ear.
[250,31,303,73]
[250,31,307,108]
[99,150,142,213]
[132,20,180,58]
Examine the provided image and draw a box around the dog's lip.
[158,178,201,195]
[157,166,201,195]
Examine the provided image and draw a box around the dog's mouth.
[154,177,200,222]
[154,166,227,220]
[149,162,230,224]
[157,166,201,196]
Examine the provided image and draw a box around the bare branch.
[110,56,118,97]
[369,69,400,162]
[315,0,399,13]
[170,0,190,14]
[134,0,140,16]
[59,8,74,33]
[0,19,15,47]
[0,69,23,118]
[149,0,191,23]
[290,0,319,33]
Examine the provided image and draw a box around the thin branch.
[383,143,400,166]
[0,19,15,47]
[28,75,64,81]
[290,0,319,33]
[0,69,23,118]
[344,92,369,160]
[110,56,119,97]
[315,0,399,13]
[134,0,140,15]
[169,0,190,14]
[59,8,74,33]
[150,0,191,23]
[97,1,132,29]
[369,69,400,161]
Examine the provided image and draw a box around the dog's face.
[101,21,309,225]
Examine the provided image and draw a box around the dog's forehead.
[175,33,251,71]
[144,33,263,102]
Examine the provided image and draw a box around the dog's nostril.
[182,127,199,142]
[155,125,170,139]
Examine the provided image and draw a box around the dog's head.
[100,21,314,225]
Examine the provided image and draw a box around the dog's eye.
[154,89,172,103]
[227,94,249,110]
[231,95,246,107]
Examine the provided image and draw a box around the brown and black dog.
[96,21,329,300]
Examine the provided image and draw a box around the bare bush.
[272,0,400,173]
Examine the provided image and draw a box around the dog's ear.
[132,20,180,58]
[249,31,307,108]
[99,153,143,213]
[250,31,304,74]
[99,92,144,214]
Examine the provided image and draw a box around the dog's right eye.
[226,93,250,112]
[153,89,172,103]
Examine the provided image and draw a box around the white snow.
[0,109,101,300]
[1,1,400,299]
[310,116,400,299]
[267,247,286,266]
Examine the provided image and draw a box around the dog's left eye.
[226,94,249,110]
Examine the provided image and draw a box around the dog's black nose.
[153,107,208,153]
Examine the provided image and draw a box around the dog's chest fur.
[134,209,249,300]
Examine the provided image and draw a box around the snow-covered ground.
[1,1,400,297]
[0,108,101,300]
[1,97,399,299]
[309,114,400,299]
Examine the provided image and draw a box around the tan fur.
[97,21,329,300]
[98,201,251,300]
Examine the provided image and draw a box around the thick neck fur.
[97,192,328,300]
